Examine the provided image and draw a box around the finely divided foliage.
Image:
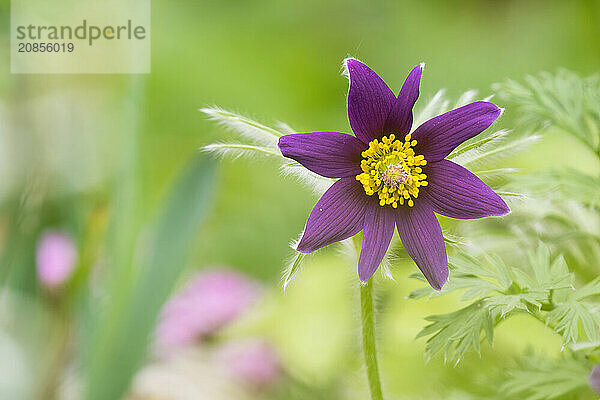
[501,352,591,400]
[411,246,600,362]
[493,70,600,155]
[410,70,600,399]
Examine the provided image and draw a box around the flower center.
[381,163,410,189]
[356,134,428,208]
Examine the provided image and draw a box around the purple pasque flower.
[36,230,78,288]
[156,269,260,352]
[278,59,509,289]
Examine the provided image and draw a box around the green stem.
[360,279,384,400]
[37,307,70,400]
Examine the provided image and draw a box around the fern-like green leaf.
[495,70,600,154]
[501,353,591,400]
[417,301,494,364]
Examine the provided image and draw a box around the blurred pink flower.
[36,231,77,288]
[218,339,281,388]
[156,269,260,352]
[589,364,600,394]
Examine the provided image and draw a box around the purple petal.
[278,132,364,178]
[297,178,369,253]
[413,101,502,162]
[345,58,396,144]
[383,63,424,136]
[422,160,510,219]
[396,203,448,290]
[358,204,396,282]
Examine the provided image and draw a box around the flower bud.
[36,231,77,288]
[589,364,600,394]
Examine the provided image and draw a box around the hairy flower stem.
[360,278,384,400]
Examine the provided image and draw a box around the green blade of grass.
[84,153,216,400]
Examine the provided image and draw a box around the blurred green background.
[0,0,599,399]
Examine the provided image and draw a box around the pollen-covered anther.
[355,134,428,208]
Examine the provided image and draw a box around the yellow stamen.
[355,134,428,208]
